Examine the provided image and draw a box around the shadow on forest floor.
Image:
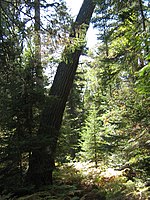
[1,162,150,200]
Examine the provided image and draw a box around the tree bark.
[27,0,96,186]
[138,0,149,54]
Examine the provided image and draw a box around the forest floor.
[1,162,150,200]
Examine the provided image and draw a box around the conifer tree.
[26,0,96,186]
[57,66,85,162]
[0,0,73,191]
[80,103,102,167]
[89,0,150,175]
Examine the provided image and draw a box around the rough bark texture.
[27,0,96,186]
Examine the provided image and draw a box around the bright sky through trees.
[65,0,98,48]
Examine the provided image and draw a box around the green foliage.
[80,103,102,166]
[1,162,149,200]
[53,163,149,200]
[136,61,150,94]
[1,0,150,198]
[0,0,72,193]
[0,193,14,200]
[56,66,85,162]
[54,164,83,185]
[61,24,87,64]
[81,0,150,176]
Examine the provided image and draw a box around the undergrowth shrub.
[54,164,83,185]
[3,162,149,200]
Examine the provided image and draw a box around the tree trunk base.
[25,150,55,187]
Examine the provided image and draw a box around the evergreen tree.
[80,103,102,167]
[26,0,96,186]
[0,0,74,191]
[57,65,85,162]
[1,0,149,194]
[85,0,150,176]
[0,0,27,191]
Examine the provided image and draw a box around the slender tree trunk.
[138,0,148,67]
[34,0,44,92]
[138,0,146,31]
[27,0,96,186]
[138,0,149,54]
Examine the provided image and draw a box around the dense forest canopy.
[0,0,150,199]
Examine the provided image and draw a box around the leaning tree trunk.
[26,0,96,187]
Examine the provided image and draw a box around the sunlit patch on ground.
[59,162,150,200]
[101,167,122,177]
